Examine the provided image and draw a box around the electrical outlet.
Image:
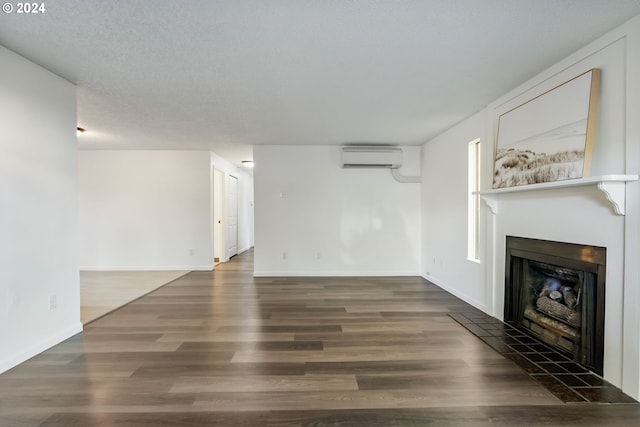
[6,291,20,310]
[189,248,195,256]
[48,295,57,310]
[282,252,287,260]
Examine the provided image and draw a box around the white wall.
[421,110,486,309]
[0,46,82,373]
[254,145,421,276]
[237,172,255,254]
[78,150,213,270]
[421,15,640,398]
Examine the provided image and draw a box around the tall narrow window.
[468,139,481,262]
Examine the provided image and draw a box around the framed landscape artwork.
[493,69,601,189]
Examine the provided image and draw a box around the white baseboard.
[80,265,213,271]
[0,322,83,375]
[253,270,421,277]
[421,273,487,312]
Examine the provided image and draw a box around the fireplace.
[504,236,606,375]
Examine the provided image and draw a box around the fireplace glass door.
[504,236,605,375]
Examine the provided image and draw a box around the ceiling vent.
[340,146,402,168]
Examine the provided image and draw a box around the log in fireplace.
[504,236,605,375]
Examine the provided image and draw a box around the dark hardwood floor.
[1,249,639,426]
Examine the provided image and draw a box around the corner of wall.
[0,323,83,375]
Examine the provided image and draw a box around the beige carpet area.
[80,270,189,324]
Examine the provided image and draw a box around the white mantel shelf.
[479,174,639,215]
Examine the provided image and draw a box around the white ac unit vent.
[341,146,402,168]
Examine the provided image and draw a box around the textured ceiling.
[1,1,640,165]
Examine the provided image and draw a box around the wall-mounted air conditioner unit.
[341,146,402,168]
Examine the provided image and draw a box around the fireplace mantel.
[479,174,638,215]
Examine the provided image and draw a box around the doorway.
[213,168,225,264]
[226,174,238,258]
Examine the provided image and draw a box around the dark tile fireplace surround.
[451,236,636,404]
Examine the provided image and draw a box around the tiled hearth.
[449,311,637,404]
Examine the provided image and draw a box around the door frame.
[213,167,226,264]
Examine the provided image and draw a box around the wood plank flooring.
[80,270,189,324]
[1,249,639,426]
